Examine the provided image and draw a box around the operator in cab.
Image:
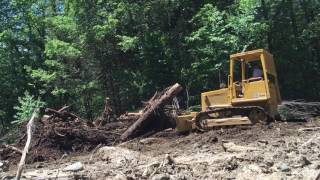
[252,64,263,78]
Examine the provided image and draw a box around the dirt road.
[2,119,320,179]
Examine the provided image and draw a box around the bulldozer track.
[195,106,268,131]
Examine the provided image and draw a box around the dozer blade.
[198,117,252,129]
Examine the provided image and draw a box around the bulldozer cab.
[177,49,282,132]
[201,49,281,111]
[229,49,281,109]
[201,49,281,115]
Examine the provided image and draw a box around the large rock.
[278,164,290,172]
[63,162,84,172]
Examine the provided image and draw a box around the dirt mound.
[1,87,180,167]
[279,101,320,120]
[1,84,183,167]
[1,109,133,165]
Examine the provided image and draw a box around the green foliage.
[185,3,268,92]
[13,91,45,124]
[93,17,119,39]
[117,36,138,52]
[0,0,319,128]
[45,16,77,40]
[45,39,81,59]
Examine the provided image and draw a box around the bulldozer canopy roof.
[230,49,272,62]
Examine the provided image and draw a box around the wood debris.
[121,83,183,140]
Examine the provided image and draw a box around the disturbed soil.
[0,118,131,167]
[2,118,320,179]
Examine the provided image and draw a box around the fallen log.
[120,83,183,141]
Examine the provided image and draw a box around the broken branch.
[4,144,23,154]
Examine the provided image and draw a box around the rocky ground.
[1,118,320,180]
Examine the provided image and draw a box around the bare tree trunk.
[120,83,183,141]
[16,112,37,180]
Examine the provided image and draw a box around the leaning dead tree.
[121,83,183,141]
[16,112,37,180]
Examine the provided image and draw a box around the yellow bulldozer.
[176,49,282,132]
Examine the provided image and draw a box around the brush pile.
[278,101,320,120]
[0,84,182,165]
[0,107,133,165]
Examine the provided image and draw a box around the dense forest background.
[0,0,319,131]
